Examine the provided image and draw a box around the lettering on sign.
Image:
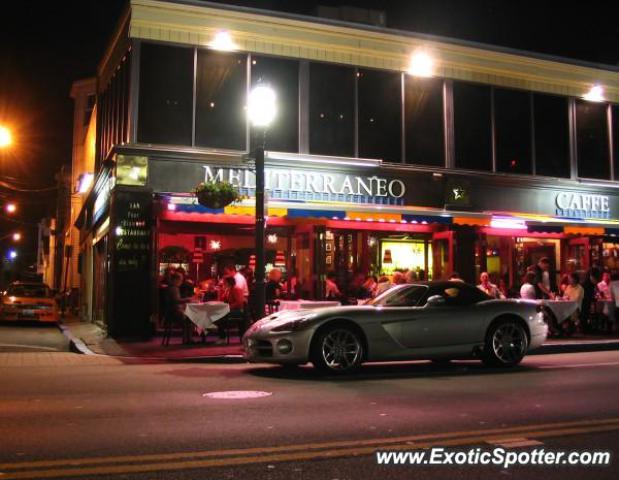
[203,167,406,204]
[555,192,610,219]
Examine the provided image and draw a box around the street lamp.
[8,249,17,260]
[12,232,21,242]
[5,203,17,214]
[247,84,277,319]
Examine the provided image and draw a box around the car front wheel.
[483,319,528,367]
[311,326,364,374]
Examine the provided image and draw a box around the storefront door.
[566,237,589,273]
[432,231,453,281]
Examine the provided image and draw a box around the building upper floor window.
[138,43,193,146]
[196,50,247,151]
[251,55,299,153]
[453,82,492,171]
[576,100,610,179]
[309,62,355,157]
[404,76,444,166]
[358,68,402,162]
[495,88,532,175]
[533,93,570,178]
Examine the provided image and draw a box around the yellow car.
[1,282,59,323]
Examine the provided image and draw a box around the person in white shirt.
[520,272,537,300]
[223,265,249,300]
[597,271,612,300]
[563,272,584,310]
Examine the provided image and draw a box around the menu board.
[113,191,152,273]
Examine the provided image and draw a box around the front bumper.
[243,328,314,365]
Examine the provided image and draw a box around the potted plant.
[194,180,240,209]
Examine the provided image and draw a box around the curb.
[57,323,99,356]
[533,340,619,355]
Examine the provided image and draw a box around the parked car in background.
[244,281,548,374]
[0,282,59,323]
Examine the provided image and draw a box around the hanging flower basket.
[194,181,240,209]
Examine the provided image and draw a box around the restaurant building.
[76,0,619,337]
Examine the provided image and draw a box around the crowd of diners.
[158,257,617,345]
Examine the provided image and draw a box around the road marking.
[486,437,544,448]
[2,423,619,479]
[0,344,59,352]
[202,390,272,399]
[539,361,619,369]
[1,417,618,479]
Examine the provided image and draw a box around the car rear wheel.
[311,326,364,374]
[483,319,528,367]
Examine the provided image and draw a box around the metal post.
[255,133,266,319]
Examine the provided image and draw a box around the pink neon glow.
[490,217,526,230]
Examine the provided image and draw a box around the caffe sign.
[203,166,406,204]
[555,192,610,219]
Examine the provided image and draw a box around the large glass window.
[453,82,492,171]
[358,69,402,162]
[533,94,570,178]
[309,62,355,157]
[404,76,444,166]
[576,100,610,179]
[251,56,299,153]
[495,88,532,174]
[613,105,619,180]
[138,43,193,146]
[195,51,247,150]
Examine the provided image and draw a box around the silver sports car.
[243,281,548,373]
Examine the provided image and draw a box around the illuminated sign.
[203,167,406,204]
[555,192,610,219]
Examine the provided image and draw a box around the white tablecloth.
[539,300,579,321]
[184,302,230,329]
[277,300,341,311]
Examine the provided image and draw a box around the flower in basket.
[194,181,241,209]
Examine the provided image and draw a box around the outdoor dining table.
[538,299,579,322]
[277,300,341,311]
[184,301,230,330]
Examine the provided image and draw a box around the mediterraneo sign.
[555,192,610,220]
[203,166,406,205]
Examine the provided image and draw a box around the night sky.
[0,0,617,268]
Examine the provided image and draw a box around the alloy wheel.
[491,323,527,364]
[321,329,362,371]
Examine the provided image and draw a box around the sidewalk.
[58,316,244,362]
[58,316,619,362]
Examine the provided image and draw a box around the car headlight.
[271,314,317,332]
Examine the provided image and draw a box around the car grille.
[255,340,273,357]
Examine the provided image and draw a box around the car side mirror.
[426,295,446,307]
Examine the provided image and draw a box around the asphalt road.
[0,322,68,352]
[0,350,618,479]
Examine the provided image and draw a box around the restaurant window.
[404,76,444,166]
[613,105,619,180]
[196,50,247,151]
[358,69,402,162]
[251,55,299,153]
[138,43,194,146]
[309,62,355,157]
[576,100,610,179]
[495,88,532,175]
[453,82,492,171]
[533,93,570,178]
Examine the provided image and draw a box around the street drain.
[203,390,272,399]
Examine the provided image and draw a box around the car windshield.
[367,284,428,307]
[6,284,51,298]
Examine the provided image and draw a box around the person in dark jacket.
[580,267,601,334]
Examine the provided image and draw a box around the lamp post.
[247,85,277,319]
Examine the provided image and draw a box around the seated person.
[325,272,342,300]
[520,272,537,300]
[266,268,284,304]
[217,276,246,343]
